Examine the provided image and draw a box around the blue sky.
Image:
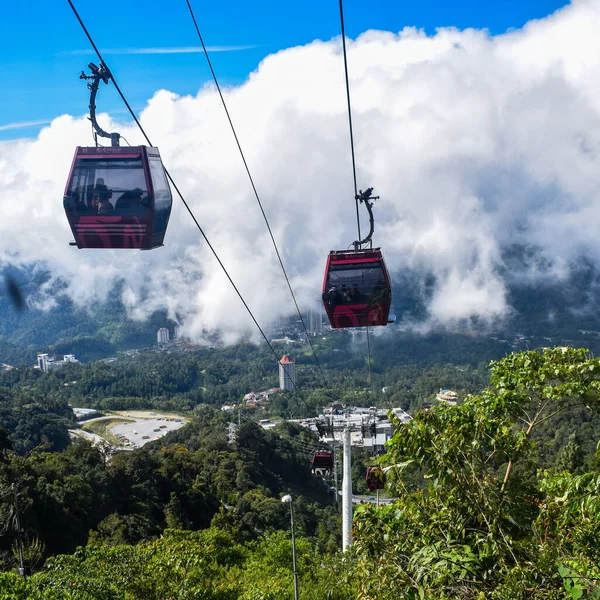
[1,0,569,141]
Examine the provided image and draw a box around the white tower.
[37,354,49,372]
[279,355,296,391]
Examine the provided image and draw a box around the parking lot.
[111,416,186,448]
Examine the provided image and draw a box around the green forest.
[0,345,598,598]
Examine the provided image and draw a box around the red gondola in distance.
[64,145,172,250]
[365,466,386,491]
[312,450,334,478]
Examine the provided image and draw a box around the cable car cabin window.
[148,157,172,237]
[325,263,387,305]
[65,158,149,218]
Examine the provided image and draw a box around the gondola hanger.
[63,63,172,250]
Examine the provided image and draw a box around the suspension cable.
[338,0,361,242]
[66,0,297,385]
[338,0,375,400]
[184,0,327,387]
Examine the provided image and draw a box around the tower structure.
[37,354,49,372]
[307,308,323,334]
[279,354,296,391]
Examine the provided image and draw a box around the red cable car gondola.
[322,188,394,328]
[365,466,386,491]
[64,145,172,249]
[64,63,172,250]
[312,450,334,478]
[322,247,392,328]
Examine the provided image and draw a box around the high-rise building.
[307,308,323,334]
[279,354,296,391]
[37,354,49,371]
[174,325,180,339]
[37,353,78,373]
[157,328,170,344]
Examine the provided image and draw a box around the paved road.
[69,429,134,458]
[352,494,396,505]
[69,429,106,446]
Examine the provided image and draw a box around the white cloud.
[64,45,258,55]
[2,0,600,340]
[0,119,53,132]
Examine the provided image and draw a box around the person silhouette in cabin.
[92,178,114,214]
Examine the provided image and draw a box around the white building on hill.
[37,353,79,373]
[307,308,323,334]
[279,355,296,391]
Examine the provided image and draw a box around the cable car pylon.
[314,409,380,551]
[341,427,353,551]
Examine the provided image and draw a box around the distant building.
[270,337,296,345]
[292,404,412,450]
[244,387,282,405]
[174,325,180,339]
[37,353,79,373]
[436,389,458,405]
[279,355,296,391]
[157,327,170,344]
[37,353,49,371]
[307,309,323,334]
[72,407,100,421]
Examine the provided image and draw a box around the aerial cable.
[338,0,361,242]
[184,0,327,388]
[235,412,323,455]
[338,0,375,399]
[66,0,296,385]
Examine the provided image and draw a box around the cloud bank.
[2,0,600,340]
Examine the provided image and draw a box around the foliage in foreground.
[0,412,338,563]
[352,347,600,599]
[0,528,355,600]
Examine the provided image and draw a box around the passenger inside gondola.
[115,188,148,216]
[325,285,343,307]
[325,265,385,305]
[65,158,148,218]
[92,179,114,214]
[347,284,361,302]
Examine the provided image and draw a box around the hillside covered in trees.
[0,348,599,598]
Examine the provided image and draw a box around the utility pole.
[281,495,300,600]
[342,427,353,551]
[11,484,25,580]
[333,445,339,505]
